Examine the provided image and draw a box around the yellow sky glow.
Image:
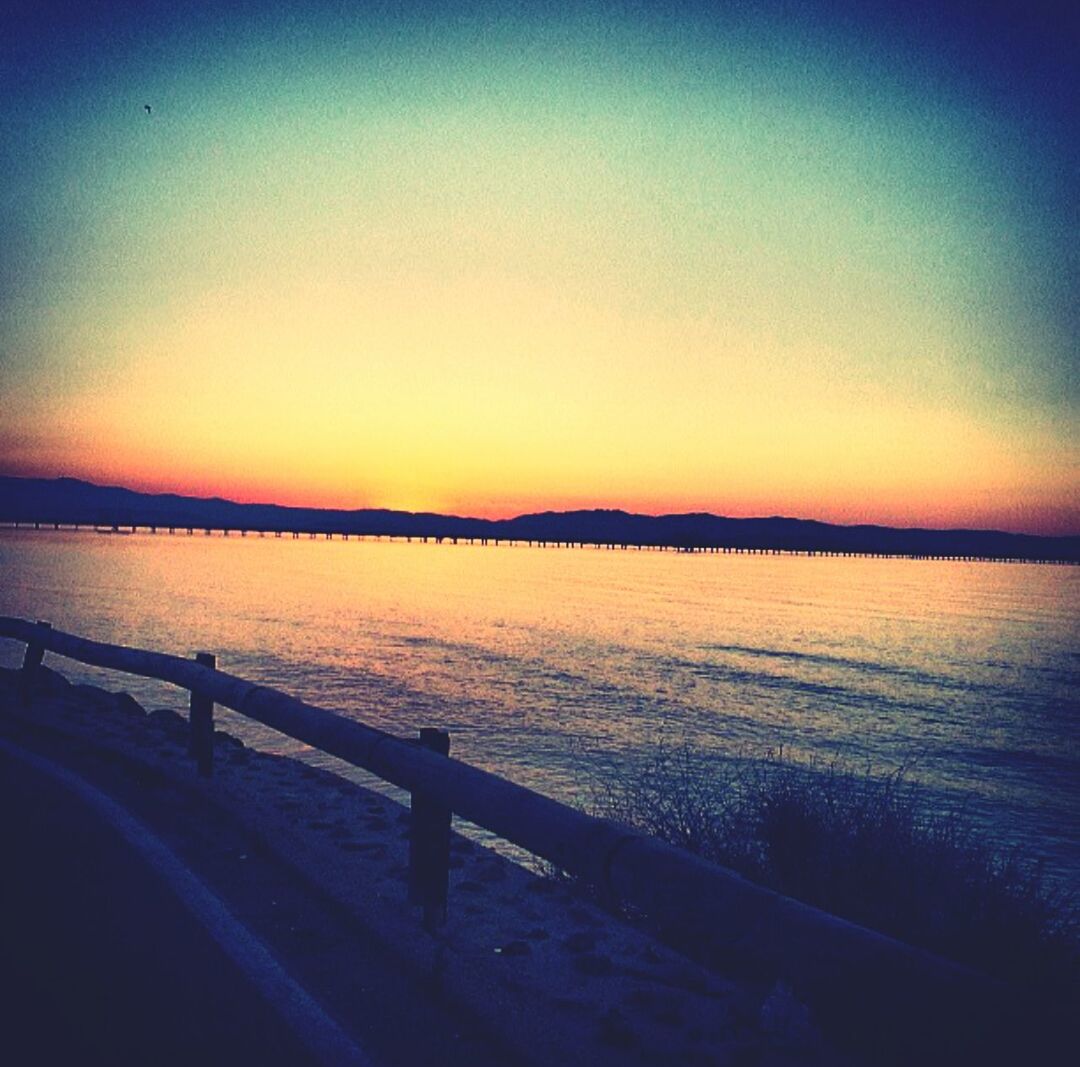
[1,4,1076,533]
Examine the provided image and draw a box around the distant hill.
[1,476,1077,563]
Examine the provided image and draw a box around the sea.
[1,527,1077,889]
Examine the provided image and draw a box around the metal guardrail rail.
[1,615,1018,1063]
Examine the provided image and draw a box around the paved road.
[0,739,358,1066]
[0,691,524,1067]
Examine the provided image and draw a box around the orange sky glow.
[2,3,1076,535]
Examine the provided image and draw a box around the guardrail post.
[19,620,52,705]
[408,727,451,931]
[189,652,216,777]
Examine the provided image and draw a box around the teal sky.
[1,2,1077,531]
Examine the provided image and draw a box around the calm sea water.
[2,528,1077,886]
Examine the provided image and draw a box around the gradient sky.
[1,1,1077,532]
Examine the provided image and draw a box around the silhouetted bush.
[589,744,1077,998]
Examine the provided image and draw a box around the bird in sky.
[144,103,152,115]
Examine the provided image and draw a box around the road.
[0,716,518,1067]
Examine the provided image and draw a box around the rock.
[72,684,121,710]
[113,691,146,717]
[147,707,188,738]
[36,666,72,695]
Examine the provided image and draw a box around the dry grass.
[587,743,1077,999]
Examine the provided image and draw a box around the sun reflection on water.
[1,529,1076,882]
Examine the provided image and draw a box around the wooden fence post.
[19,620,52,705]
[189,652,216,777]
[408,727,451,931]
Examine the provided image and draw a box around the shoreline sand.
[1,666,829,1066]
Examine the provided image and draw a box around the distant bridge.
[1,519,1076,565]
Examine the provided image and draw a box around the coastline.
[4,476,1077,562]
[3,661,1067,1065]
[0,666,823,1066]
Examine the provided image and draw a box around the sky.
[1,1,1077,533]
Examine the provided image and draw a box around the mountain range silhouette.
[1,477,1076,563]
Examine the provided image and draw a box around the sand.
[0,664,844,1066]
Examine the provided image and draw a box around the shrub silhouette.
[589,744,1077,1000]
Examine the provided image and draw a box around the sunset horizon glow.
[2,2,1077,536]
[5,467,1077,539]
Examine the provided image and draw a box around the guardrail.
[1,615,1020,1063]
